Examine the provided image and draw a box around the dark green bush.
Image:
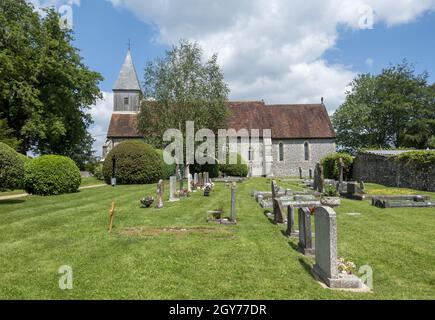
[320,152,354,180]
[103,141,163,184]
[24,155,81,196]
[156,149,176,179]
[0,142,25,191]
[219,153,249,177]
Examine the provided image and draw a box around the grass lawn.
[0,178,434,299]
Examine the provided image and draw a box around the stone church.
[103,50,336,177]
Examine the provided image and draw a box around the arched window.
[279,143,284,161]
[304,142,309,161]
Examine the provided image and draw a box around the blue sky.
[30,0,435,154]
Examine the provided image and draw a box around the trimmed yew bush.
[219,153,249,177]
[24,155,81,196]
[103,141,163,184]
[0,142,25,191]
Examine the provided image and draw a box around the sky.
[29,0,435,156]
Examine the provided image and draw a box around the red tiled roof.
[106,102,336,139]
[227,101,335,139]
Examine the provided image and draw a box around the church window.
[304,142,310,161]
[279,143,284,161]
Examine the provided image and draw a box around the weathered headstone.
[286,206,298,237]
[313,206,363,289]
[169,176,179,202]
[187,173,193,193]
[230,182,237,222]
[273,198,286,224]
[319,164,325,193]
[299,167,303,179]
[298,208,314,255]
[199,173,204,187]
[338,157,344,184]
[156,179,164,208]
[193,173,199,190]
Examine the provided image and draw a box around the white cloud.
[89,92,113,157]
[107,0,435,112]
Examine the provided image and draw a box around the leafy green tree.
[333,61,435,153]
[138,40,230,158]
[0,0,102,162]
[0,119,21,150]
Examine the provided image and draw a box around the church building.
[103,50,337,177]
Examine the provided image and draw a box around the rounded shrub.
[24,155,81,196]
[320,152,354,180]
[155,149,176,179]
[219,153,249,177]
[103,141,163,185]
[0,142,25,191]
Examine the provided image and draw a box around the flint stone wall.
[353,153,435,192]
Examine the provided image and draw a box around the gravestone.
[286,206,298,237]
[309,169,313,180]
[169,176,179,202]
[299,167,303,179]
[199,173,204,187]
[187,174,192,193]
[319,165,325,193]
[313,207,363,289]
[193,173,199,190]
[298,208,314,255]
[185,166,192,193]
[230,182,237,222]
[271,180,278,199]
[338,157,344,184]
[156,179,164,208]
[273,198,286,224]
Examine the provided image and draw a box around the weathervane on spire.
[127,38,133,51]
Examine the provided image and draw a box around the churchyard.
[0,177,434,299]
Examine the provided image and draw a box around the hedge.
[0,142,25,191]
[396,150,435,170]
[219,153,249,177]
[156,149,176,179]
[24,155,81,196]
[103,141,163,184]
[320,152,354,180]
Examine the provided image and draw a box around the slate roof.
[113,50,141,91]
[107,101,336,140]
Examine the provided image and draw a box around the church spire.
[113,49,141,91]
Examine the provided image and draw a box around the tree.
[138,40,230,156]
[0,119,21,150]
[333,61,435,153]
[0,0,102,162]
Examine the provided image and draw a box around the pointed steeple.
[113,49,141,91]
